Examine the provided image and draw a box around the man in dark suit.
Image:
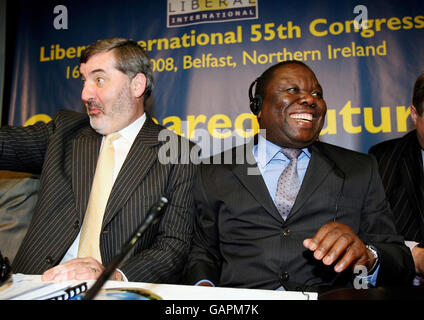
[185,61,414,291]
[0,38,196,283]
[369,72,424,282]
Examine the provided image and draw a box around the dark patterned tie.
[275,148,302,220]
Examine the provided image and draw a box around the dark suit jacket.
[0,110,196,283]
[369,130,424,243]
[185,140,414,290]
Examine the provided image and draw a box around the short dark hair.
[254,60,312,99]
[413,72,424,115]
[80,38,154,98]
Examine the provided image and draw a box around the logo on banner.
[167,0,258,28]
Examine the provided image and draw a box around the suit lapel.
[102,116,161,228]
[229,141,282,222]
[72,128,102,222]
[288,143,335,220]
[232,160,283,223]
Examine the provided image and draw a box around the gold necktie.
[78,133,121,262]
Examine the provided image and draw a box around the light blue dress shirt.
[253,135,310,199]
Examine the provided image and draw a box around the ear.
[130,73,147,98]
[411,104,418,126]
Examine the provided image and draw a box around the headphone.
[248,77,263,115]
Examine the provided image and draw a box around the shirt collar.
[254,134,311,169]
[116,113,146,144]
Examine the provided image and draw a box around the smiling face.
[257,63,327,148]
[80,50,146,135]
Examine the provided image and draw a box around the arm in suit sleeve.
[118,160,197,284]
[0,120,54,173]
[359,155,415,286]
[183,163,222,285]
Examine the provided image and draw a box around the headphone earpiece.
[248,78,262,115]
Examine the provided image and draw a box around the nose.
[298,91,315,107]
[81,82,95,103]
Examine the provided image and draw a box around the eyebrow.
[81,68,107,78]
[89,68,107,75]
[276,77,323,91]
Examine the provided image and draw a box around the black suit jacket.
[369,130,424,243]
[0,110,196,283]
[185,140,414,290]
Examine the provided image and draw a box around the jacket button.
[280,272,289,284]
[73,220,79,229]
[282,228,291,236]
[44,256,54,264]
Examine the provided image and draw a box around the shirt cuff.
[405,240,419,251]
[116,269,128,282]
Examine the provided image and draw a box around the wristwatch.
[365,244,380,274]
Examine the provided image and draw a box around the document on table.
[0,274,318,300]
[0,274,87,300]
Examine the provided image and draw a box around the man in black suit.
[185,61,414,291]
[0,38,196,283]
[369,72,424,282]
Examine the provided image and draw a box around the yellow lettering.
[320,109,337,135]
[309,18,328,37]
[364,106,391,133]
[66,47,76,59]
[40,46,51,62]
[186,114,207,139]
[208,114,232,138]
[339,101,362,134]
[234,113,259,138]
[396,105,411,132]
[163,116,182,136]
[24,114,52,126]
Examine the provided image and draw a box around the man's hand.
[41,257,123,282]
[412,245,424,274]
[303,222,375,273]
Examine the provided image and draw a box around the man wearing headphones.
[185,60,414,291]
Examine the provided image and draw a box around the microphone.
[83,196,168,300]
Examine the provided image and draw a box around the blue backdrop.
[7,0,424,154]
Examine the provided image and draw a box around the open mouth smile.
[290,113,313,122]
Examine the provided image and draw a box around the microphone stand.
[83,196,168,300]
